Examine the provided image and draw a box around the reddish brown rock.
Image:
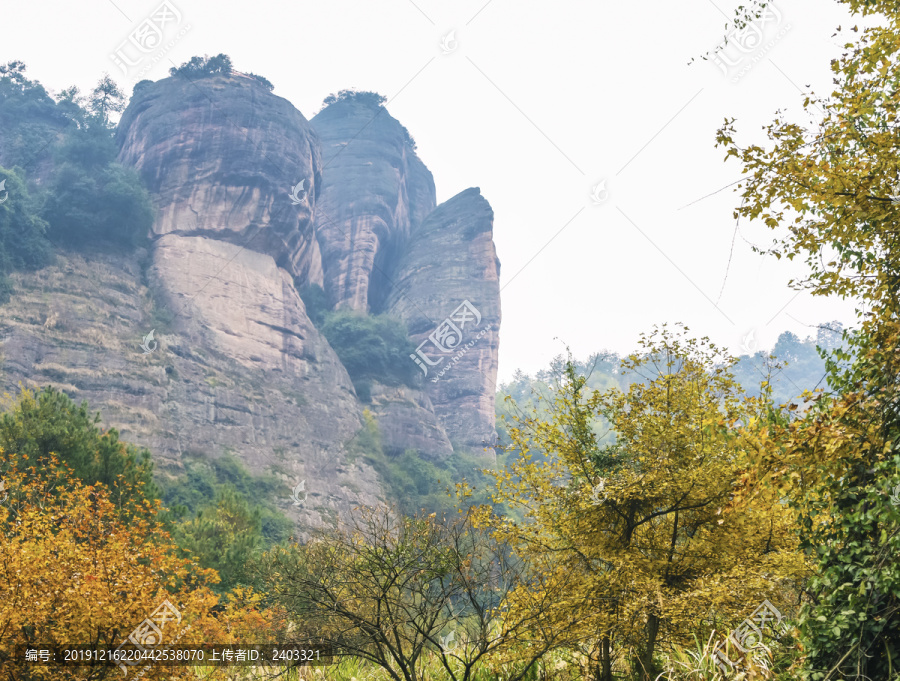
[386,188,501,450]
[310,96,436,313]
[117,73,325,283]
[0,74,502,535]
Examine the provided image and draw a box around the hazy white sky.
[3,0,865,384]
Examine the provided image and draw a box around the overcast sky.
[3,0,866,384]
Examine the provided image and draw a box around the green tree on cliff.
[169,53,234,79]
[0,167,52,301]
[41,74,152,248]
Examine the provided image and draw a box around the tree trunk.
[639,614,660,681]
[600,633,613,681]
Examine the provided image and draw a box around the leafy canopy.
[478,326,810,681]
[0,386,158,514]
[168,53,234,79]
[717,1,900,677]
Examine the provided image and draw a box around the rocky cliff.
[310,96,436,313]
[0,72,500,530]
[386,188,501,448]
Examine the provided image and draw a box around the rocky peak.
[116,73,325,284]
[387,187,501,449]
[1,70,502,534]
[310,94,436,313]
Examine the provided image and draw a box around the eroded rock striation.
[386,188,501,449]
[310,97,436,313]
[117,74,325,284]
[0,72,501,531]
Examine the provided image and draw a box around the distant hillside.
[495,322,846,453]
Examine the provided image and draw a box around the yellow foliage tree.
[715,1,900,676]
[478,326,811,681]
[0,450,283,680]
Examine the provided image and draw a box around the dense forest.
[2,1,900,680]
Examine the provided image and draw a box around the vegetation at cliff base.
[0,386,158,513]
[0,387,294,602]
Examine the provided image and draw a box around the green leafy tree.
[482,328,810,681]
[0,61,73,170]
[0,386,159,513]
[168,53,233,79]
[158,451,293,546]
[54,115,117,169]
[717,0,900,677]
[87,74,125,126]
[170,484,264,594]
[53,85,86,127]
[42,157,153,248]
[321,89,387,109]
[31,73,155,249]
[297,282,329,326]
[320,309,421,393]
[0,166,52,301]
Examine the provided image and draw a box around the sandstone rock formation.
[115,73,376,531]
[308,96,500,455]
[117,74,325,284]
[0,72,502,531]
[310,96,436,313]
[0,250,384,536]
[366,382,453,460]
[386,188,501,448]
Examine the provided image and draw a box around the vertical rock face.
[117,74,325,284]
[310,98,436,313]
[1,73,502,532]
[367,382,454,460]
[111,74,379,532]
[387,188,501,449]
